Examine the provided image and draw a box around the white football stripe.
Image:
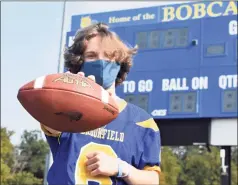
[34,76,46,89]
[101,87,109,104]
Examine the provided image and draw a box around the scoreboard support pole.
[220,146,231,185]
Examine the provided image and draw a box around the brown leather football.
[17,73,119,133]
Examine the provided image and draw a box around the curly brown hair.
[64,23,137,86]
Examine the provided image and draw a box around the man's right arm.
[40,124,61,137]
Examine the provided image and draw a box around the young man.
[41,23,161,185]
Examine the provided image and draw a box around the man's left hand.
[85,151,119,177]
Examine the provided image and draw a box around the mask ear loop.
[116,61,121,66]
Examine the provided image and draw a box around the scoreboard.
[65,1,237,119]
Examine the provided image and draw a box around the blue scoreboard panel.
[66,1,237,119]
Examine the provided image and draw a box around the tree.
[1,158,12,185]
[231,147,238,185]
[160,147,182,185]
[7,171,42,185]
[1,127,49,184]
[179,146,220,185]
[1,127,15,168]
[159,171,166,185]
[231,162,238,185]
[18,130,49,179]
[1,127,15,184]
[232,147,238,165]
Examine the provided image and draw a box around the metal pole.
[57,0,67,74]
[220,146,231,185]
[43,153,49,185]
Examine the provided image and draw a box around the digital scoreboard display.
[66,1,237,119]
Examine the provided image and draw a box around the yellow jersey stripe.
[143,165,161,174]
[136,118,159,132]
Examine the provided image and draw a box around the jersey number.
[75,142,117,185]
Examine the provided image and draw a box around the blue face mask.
[80,60,121,89]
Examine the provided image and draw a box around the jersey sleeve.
[140,124,161,174]
[40,124,61,137]
[135,116,161,174]
[40,124,61,160]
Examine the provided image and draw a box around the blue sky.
[2,1,182,145]
[2,2,64,144]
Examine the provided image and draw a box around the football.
[17,73,119,133]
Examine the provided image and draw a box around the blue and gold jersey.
[43,98,161,185]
